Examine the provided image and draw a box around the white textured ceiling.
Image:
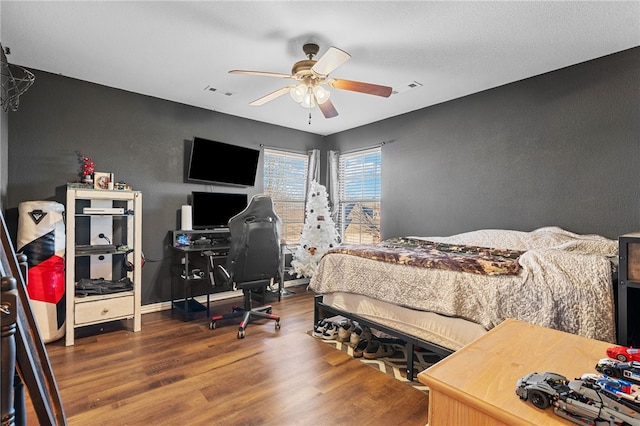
[2,1,639,136]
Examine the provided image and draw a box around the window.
[338,147,381,244]
[263,148,308,243]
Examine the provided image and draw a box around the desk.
[170,229,230,320]
[417,319,612,426]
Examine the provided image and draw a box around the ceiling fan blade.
[249,86,293,106]
[229,70,293,79]
[312,47,351,76]
[318,99,339,119]
[328,78,393,97]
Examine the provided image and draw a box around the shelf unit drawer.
[74,294,134,325]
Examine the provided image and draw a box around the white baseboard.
[140,279,310,315]
[282,278,310,287]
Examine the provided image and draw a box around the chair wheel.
[209,321,216,330]
[237,329,245,339]
[275,320,281,330]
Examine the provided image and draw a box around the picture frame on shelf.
[94,172,114,190]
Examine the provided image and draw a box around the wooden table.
[417,318,613,426]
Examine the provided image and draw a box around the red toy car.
[606,345,640,362]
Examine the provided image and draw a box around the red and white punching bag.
[17,201,66,343]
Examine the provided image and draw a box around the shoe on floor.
[321,322,339,340]
[313,319,330,338]
[337,320,355,342]
[350,325,373,348]
[349,326,362,347]
[363,340,397,359]
[352,339,368,358]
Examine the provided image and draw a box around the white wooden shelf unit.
[65,186,142,346]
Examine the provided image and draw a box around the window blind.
[263,148,309,243]
[338,147,381,244]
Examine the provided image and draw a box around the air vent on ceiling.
[391,81,423,95]
[204,85,235,97]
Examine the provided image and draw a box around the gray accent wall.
[6,71,320,304]
[326,47,640,240]
[4,47,639,306]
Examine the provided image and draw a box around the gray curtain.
[306,149,320,195]
[327,150,339,220]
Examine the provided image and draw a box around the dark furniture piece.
[209,194,282,339]
[170,229,231,320]
[618,233,640,346]
[314,294,452,381]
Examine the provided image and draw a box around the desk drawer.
[75,295,134,325]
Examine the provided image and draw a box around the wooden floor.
[25,286,429,425]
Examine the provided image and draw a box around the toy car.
[516,371,640,425]
[606,345,640,362]
[596,358,640,385]
[515,372,570,409]
[581,372,635,396]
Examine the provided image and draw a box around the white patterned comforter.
[309,227,618,343]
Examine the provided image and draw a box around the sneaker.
[363,340,397,359]
[349,326,362,348]
[321,322,339,340]
[313,319,330,338]
[351,326,374,347]
[337,320,355,342]
[352,339,368,358]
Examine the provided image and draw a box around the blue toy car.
[596,358,640,385]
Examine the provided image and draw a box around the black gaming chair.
[209,194,282,338]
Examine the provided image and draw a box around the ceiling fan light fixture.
[313,85,330,104]
[300,87,316,109]
[290,83,306,103]
[232,43,391,119]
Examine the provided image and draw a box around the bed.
[310,226,618,365]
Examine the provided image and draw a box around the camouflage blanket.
[326,237,524,276]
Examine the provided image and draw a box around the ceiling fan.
[229,43,393,119]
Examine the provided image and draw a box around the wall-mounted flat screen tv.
[187,137,260,186]
[191,192,248,229]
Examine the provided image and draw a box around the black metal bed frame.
[313,294,454,381]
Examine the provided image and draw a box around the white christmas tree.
[291,180,340,278]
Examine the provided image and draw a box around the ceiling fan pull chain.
[308,112,312,125]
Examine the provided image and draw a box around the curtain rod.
[334,140,392,155]
[258,144,314,155]
[259,140,394,156]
